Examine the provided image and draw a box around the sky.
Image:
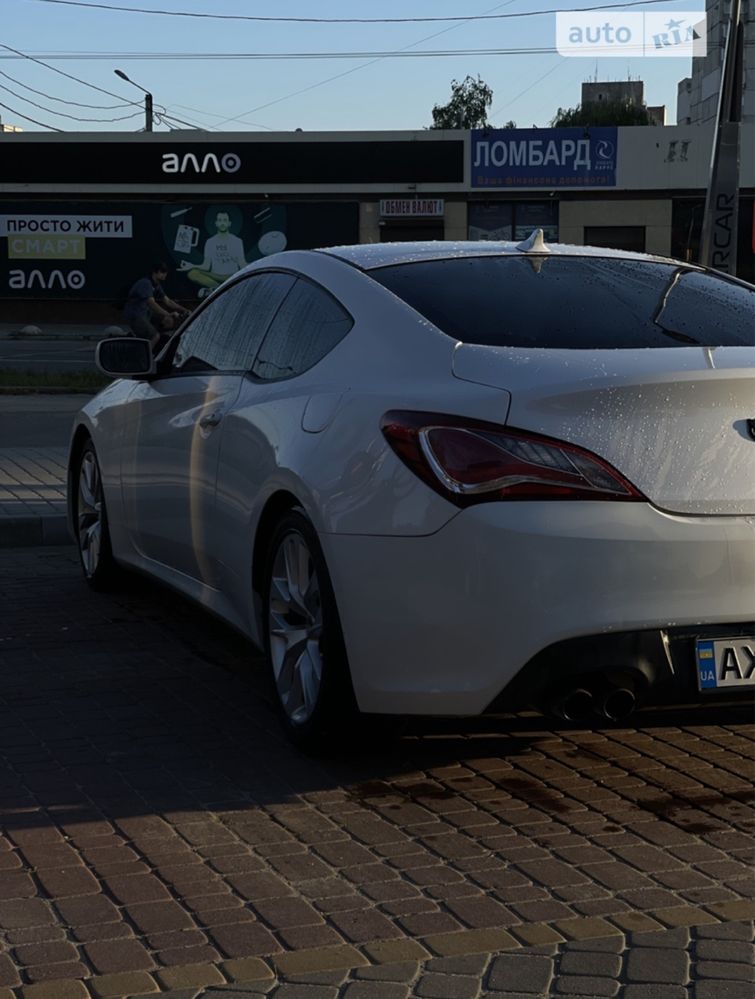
[2,0,706,134]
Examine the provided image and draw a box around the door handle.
[199,411,222,429]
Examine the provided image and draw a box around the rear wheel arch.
[251,490,304,623]
[68,425,93,494]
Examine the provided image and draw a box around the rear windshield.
[369,256,755,348]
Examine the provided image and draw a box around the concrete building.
[677,0,755,123]
[0,125,752,321]
[580,80,666,125]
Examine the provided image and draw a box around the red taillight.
[381,411,644,506]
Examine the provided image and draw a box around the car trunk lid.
[452,343,755,516]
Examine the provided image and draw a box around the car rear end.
[331,246,755,721]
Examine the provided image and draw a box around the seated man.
[123,261,189,350]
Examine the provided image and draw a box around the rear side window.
[253,278,353,381]
[172,271,295,373]
[369,257,755,348]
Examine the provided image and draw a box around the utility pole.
[699,0,746,275]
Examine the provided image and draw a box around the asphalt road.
[0,338,99,373]
[0,393,89,447]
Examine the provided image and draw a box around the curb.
[4,333,108,342]
[0,514,72,548]
[0,387,99,395]
[3,912,752,999]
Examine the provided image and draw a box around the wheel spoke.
[299,640,323,715]
[276,640,307,719]
[269,575,293,616]
[302,572,321,623]
[81,519,101,574]
[78,456,97,512]
[284,536,314,620]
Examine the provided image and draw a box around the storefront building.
[0,125,753,320]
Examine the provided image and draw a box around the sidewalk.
[0,446,70,547]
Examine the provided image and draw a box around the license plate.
[696,638,755,691]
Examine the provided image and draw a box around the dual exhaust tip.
[550,683,637,724]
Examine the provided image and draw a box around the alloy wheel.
[77,450,103,577]
[267,530,324,725]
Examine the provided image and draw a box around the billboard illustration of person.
[177,208,247,297]
[165,204,288,299]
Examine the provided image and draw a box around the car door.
[120,271,295,583]
[212,276,354,607]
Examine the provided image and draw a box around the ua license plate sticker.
[696,638,755,691]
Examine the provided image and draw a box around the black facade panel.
[0,141,464,185]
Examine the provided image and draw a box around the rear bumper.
[323,501,755,715]
[488,623,755,715]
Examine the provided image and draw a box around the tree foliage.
[551,100,655,127]
[431,75,494,129]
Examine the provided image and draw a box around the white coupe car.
[68,235,755,746]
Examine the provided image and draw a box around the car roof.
[317,238,680,271]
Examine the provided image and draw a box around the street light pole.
[114,69,154,132]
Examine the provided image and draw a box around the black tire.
[262,509,359,750]
[73,441,121,591]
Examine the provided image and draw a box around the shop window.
[584,226,646,253]
[468,203,513,241]
[379,221,444,242]
[513,202,558,242]
[469,201,557,242]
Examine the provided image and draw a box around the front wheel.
[263,510,358,750]
[74,442,120,591]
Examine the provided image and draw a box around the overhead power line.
[172,104,273,131]
[491,61,564,115]
[212,0,520,129]
[0,80,143,120]
[3,44,711,60]
[155,109,211,130]
[0,98,63,129]
[0,68,134,109]
[29,0,690,23]
[0,42,143,106]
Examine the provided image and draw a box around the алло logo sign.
[556,11,707,57]
[161,152,242,175]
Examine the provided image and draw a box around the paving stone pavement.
[0,448,68,546]
[195,921,755,998]
[0,547,753,999]
[0,448,67,518]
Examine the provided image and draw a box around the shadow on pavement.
[0,545,751,836]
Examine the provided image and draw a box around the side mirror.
[96,337,156,378]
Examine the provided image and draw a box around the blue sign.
[471,127,618,189]
[696,640,717,689]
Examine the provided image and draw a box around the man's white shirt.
[205,233,245,275]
